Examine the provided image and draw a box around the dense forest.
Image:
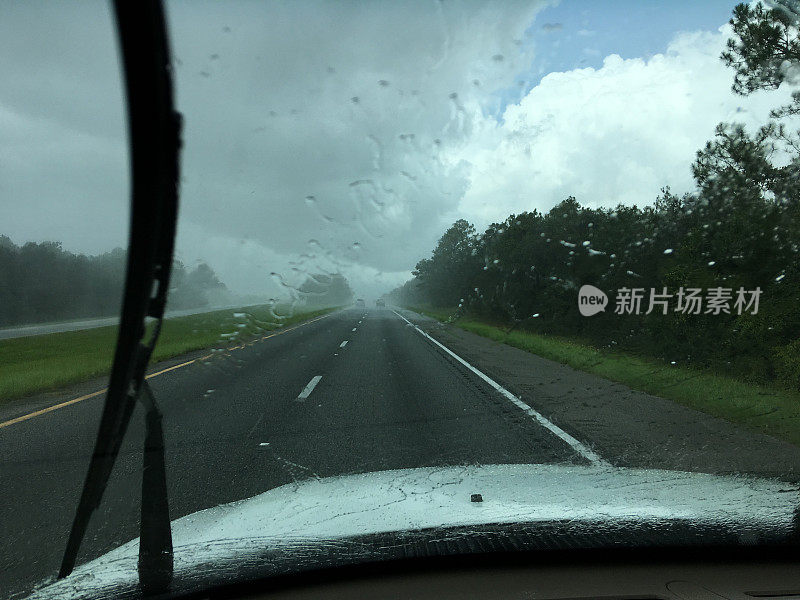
[388,3,800,389]
[0,235,232,326]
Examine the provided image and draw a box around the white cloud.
[451,27,798,229]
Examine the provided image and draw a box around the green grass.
[409,306,800,447]
[0,304,337,403]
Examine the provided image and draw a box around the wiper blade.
[58,0,182,595]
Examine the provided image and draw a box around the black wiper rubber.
[58,0,181,595]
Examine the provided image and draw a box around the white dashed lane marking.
[296,375,322,402]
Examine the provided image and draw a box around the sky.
[1,0,797,302]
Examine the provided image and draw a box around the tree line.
[297,272,355,308]
[387,3,800,389]
[0,236,231,327]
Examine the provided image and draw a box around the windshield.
[2,1,800,598]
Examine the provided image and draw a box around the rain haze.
[0,0,793,302]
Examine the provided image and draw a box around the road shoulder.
[0,347,214,427]
[397,309,800,480]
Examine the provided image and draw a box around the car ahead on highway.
[7,1,800,600]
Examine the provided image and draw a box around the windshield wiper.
[57,0,182,594]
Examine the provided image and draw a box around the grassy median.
[409,306,800,447]
[0,304,337,403]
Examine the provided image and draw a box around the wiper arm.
[58,0,182,595]
[138,381,174,592]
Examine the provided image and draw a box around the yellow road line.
[0,311,333,430]
[0,390,107,430]
[145,355,212,379]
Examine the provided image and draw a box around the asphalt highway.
[0,307,592,599]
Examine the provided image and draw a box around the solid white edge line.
[392,309,607,466]
[297,375,322,401]
[340,340,348,348]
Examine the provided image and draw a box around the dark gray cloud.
[1,1,547,298]
[0,1,128,255]
[164,0,547,296]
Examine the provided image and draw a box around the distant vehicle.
[356,298,365,308]
[376,298,385,308]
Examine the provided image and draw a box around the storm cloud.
[2,1,792,300]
